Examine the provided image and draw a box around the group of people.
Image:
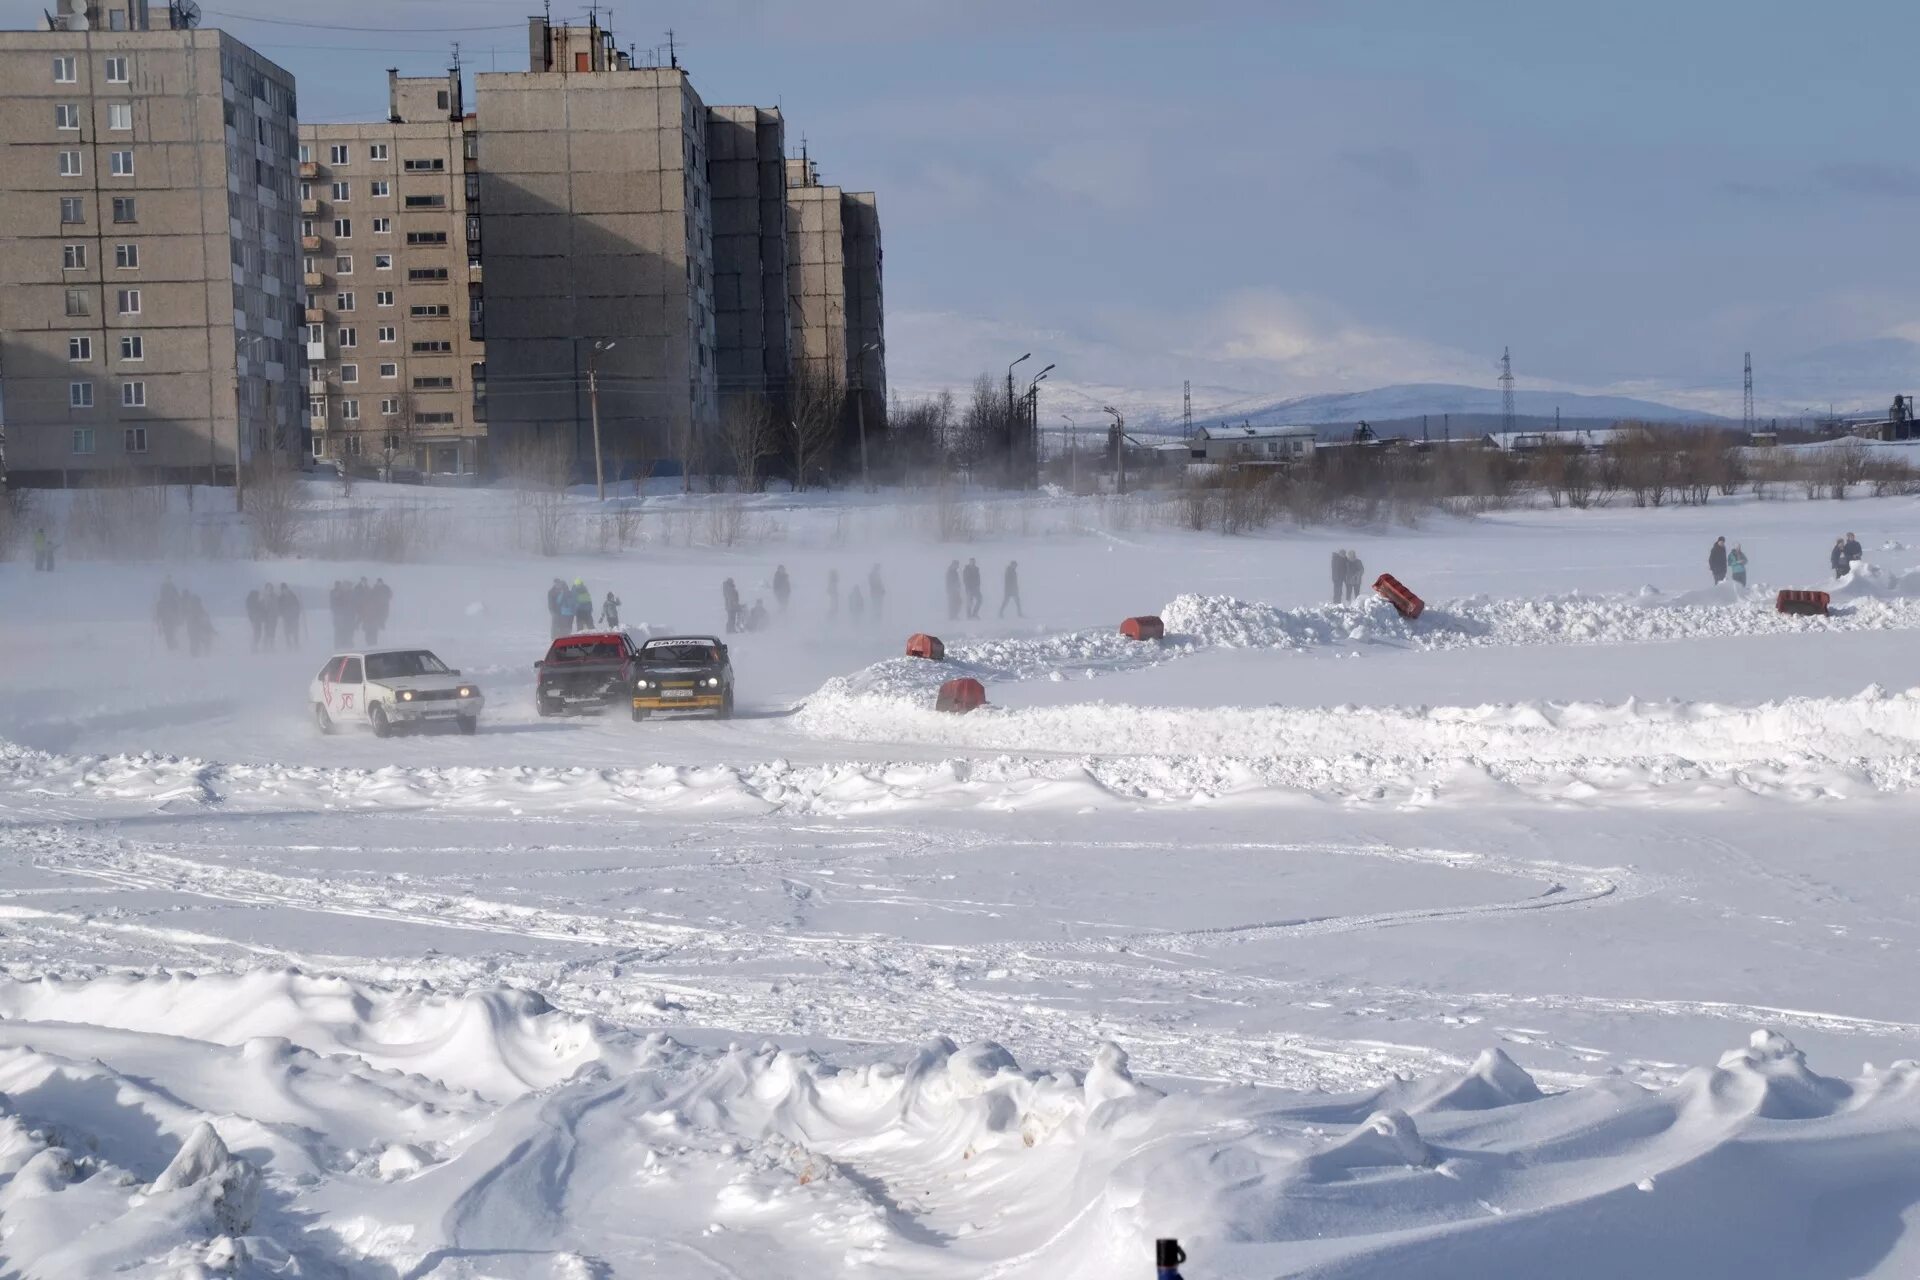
[1707,537,1750,585]
[244,583,304,650]
[944,559,1022,619]
[546,578,621,637]
[722,564,903,632]
[1829,532,1865,579]
[722,577,771,633]
[328,578,393,646]
[1330,549,1368,603]
[153,577,217,656]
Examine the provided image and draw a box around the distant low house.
[1191,423,1317,464]
[1482,427,1629,453]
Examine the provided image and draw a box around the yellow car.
[631,635,735,720]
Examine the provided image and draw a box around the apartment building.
[475,17,718,475]
[785,157,886,426]
[708,104,790,413]
[298,69,485,477]
[0,8,302,486]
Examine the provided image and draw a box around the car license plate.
[663,688,693,699]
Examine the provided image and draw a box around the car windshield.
[364,650,450,680]
[549,641,624,662]
[641,643,718,665]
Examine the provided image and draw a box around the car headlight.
[706,676,720,687]
[457,686,474,699]
[399,690,415,702]
[635,678,650,690]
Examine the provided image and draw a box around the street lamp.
[1102,404,1126,495]
[854,340,881,493]
[1062,413,1076,492]
[589,338,616,501]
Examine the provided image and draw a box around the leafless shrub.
[789,371,845,492]
[499,432,575,556]
[717,394,781,493]
[242,454,308,557]
[0,489,32,563]
[64,470,173,560]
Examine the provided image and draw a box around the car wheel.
[314,703,335,735]
[631,706,649,722]
[456,714,478,735]
[536,695,559,717]
[370,704,393,738]
[718,688,735,720]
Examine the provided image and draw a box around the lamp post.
[1103,404,1125,495]
[1005,353,1030,486]
[1062,414,1076,492]
[1021,365,1052,489]
[854,340,880,492]
[589,338,615,501]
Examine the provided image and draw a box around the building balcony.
[468,263,482,283]
[298,161,320,179]
[306,341,327,362]
[300,198,320,216]
[303,307,325,324]
[300,235,323,252]
[303,271,326,289]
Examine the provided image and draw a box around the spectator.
[962,558,982,618]
[773,565,791,613]
[1831,537,1849,580]
[1708,536,1728,585]
[999,560,1023,618]
[1728,544,1748,586]
[945,561,963,620]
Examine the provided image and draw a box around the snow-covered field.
[3,484,1920,1277]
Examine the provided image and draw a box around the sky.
[20,0,1920,419]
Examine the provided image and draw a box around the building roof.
[1482,427,1629,452]
[1197,423,1318,441]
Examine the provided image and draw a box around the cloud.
[1817,162,1920,199]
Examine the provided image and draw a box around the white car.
[310,648,484,737]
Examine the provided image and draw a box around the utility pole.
[1007,352,1029,487]
[589,338,616,500]
[1499,346,1516,436]
[1182,380,1192,439]
[854,340,879,491]
[1103,404,1125,495]
[1743,352,1755,435]
[1062,414,1076,493]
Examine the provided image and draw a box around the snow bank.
[0,969,1916,1277]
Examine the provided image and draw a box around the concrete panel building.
[708,104,789,412]
[0,8,302,487]
[298,69,486,478]
[475,17,717,475]
[786,157,886,452]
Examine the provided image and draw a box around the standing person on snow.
[772,565,791,614]
[1708,536,1729,585]
[1845,531,1864,567]
[999,560,1023,618]
[827,569,841,622]
[261,588,279,648]
[368,578,393,645]
[601,590,622,629]
[277,584,302,648]
[868,565,886,620]
[962,558,983,618]
[32,528,53,572]
[245,590,265,651]
[945,560,963,620]
[1830,537,1849,580]
[722,578,742,633]
[747,598,769,632]
[351,578,373,643]
[328,581,350,646]
[155,578,182,650]
[572,579,594,632]
[1727,544,1748,586]
[184,592,214,657]
[1330,549,1349,603]
[1346,551,1366,602]
[546,579,568,638]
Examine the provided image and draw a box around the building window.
[333,218,352,238]
[375,291,395,308]
[68,336,92,361]
[341,363,359,382]
[368,143,388,161]
[411,340,451,353]
[116,288,141,315]
[56,103,79,129]
[121,380,146,407]
[335,293,355,312]
[311,435,325,457]
[298,143,311,163]
[409,304,450,318]
[115,243,139,269]
[345,434,363,455]
[53,55,76,83]
[406,232,448,246]
[124,426,148,453]
[336,255,353,275]
[408,268,449,282]
[381,398,400,416]
[374,253,393,270]
[63,244,87,270]
[60,197,85,224]
[113,197,137,223]
[58,150,82,177]
[370,180,390,198]
[109,102,133,130]
[372,217,391,234]
[341,399,360,421]
[402,158,446,173]
[109,150,134,177]
[302,218,315,237]
[304,323,323,344]
[379,362,398,378]
[308,396,325,420]
[70,381,94,408]
[331,181,350,202]
[119,334,144,361]
[329,144,349,165]
[72,428,95,454]
[412,376,453,390]
[105,55,129,82]
[337,326,358,348]
[414,412,455,425]
[377,325,396,342]
[403,194,446,209]
[65,288,89,316]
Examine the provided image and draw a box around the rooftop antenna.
[1499,346,1516,435]
[1743,351,1755,434]
[666,27,676,68]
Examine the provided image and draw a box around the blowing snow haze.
[198,0,1920,418]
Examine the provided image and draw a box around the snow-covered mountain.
[1193,383,1731,430]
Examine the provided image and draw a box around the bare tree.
[789,369,845,491]
[243,451,308,558]
[716,393,780,492]
[377,396,414,483]
[499,431,574,556]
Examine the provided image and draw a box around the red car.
[533,631,639,715]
